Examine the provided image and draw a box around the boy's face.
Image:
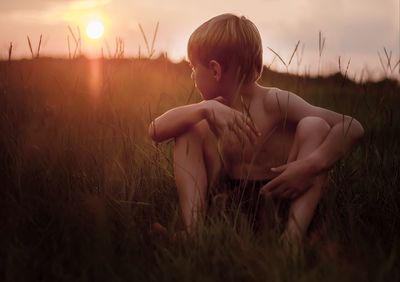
[189,57,219,100]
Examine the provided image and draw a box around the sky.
[0,0,398,79]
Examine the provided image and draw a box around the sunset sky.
[0,0,398,78]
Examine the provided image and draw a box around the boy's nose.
[190,71,195,80]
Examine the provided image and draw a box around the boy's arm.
[261,89,364,197]
[149,103,207,143]
[149,99,259,143]
[295,107,364,173]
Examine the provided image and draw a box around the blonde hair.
[188,13,263,84]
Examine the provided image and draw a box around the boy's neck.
[223,82,261,109]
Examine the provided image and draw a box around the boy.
[149,14,364,242]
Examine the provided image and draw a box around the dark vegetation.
[0,56,399,281]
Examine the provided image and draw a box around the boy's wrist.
[304,153,327,175]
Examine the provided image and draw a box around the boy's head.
[187,14,263,84]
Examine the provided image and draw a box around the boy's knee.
[297,117,330,142]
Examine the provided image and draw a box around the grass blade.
[383,47,392,70]
[377,51,387,75]
[67,35,71,59]
[77,26,81,56]
[27,36,34,58]
[288,40,300,66]
[8,42,13,63]
[68,25,78,45]
[267,47,287,68]
[138,23,150,56]
[267,55,277,69]
[340,58,351,89]
[150,21,159,58]
[36,34,42,58]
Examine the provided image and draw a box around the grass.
[0,56,399,281]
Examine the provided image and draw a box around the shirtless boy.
[148,14,364,242]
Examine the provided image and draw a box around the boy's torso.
[217,87,295,180]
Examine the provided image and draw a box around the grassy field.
[0,56,399,281]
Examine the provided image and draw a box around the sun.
[86,20,104,39]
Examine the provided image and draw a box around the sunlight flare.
[86,20,104,39]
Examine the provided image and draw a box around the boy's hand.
[204,98,260,143]
[259,159,315,200]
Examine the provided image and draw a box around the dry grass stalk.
[318,31,326,76]
[377,51,386,75]
[36,34,42,58]
[77,27,82,56]
[340,58,351,89]
[114,37,125,59]
[8,42,13,63]
[27,36,34,58]
[138,24,150,56]
[296,43,305,67]
[67,25,81,59]
[104,40,112,59]
[27,34,43,59]
[383,47,392,71]
[288,40,300,66]
[67,35,71,59]
[267,47,287,69]
[150,22,159,56]
[294,42,305,90]
[318,31,326,57]
[267,55,277,69]
[138,21,159,58]
[376,46,400,78]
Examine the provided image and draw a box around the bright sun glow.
[86,20,104,39]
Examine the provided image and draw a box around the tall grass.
[0,57,399,281]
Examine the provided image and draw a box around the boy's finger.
[271,164,287,173]
[235,118,255,143]
[244,115,261,137]
[229,122,244,142]
[270,185,287,198]
[260,177,281,194]
[241,116,259,142]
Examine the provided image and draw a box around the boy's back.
[216,86,295,181]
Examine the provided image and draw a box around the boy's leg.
[284,117,331,242]
[174,121,221,234]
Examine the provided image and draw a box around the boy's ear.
[209,60,222,82]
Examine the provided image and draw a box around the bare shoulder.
[260,86,290,114]
[259,86,317,123]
